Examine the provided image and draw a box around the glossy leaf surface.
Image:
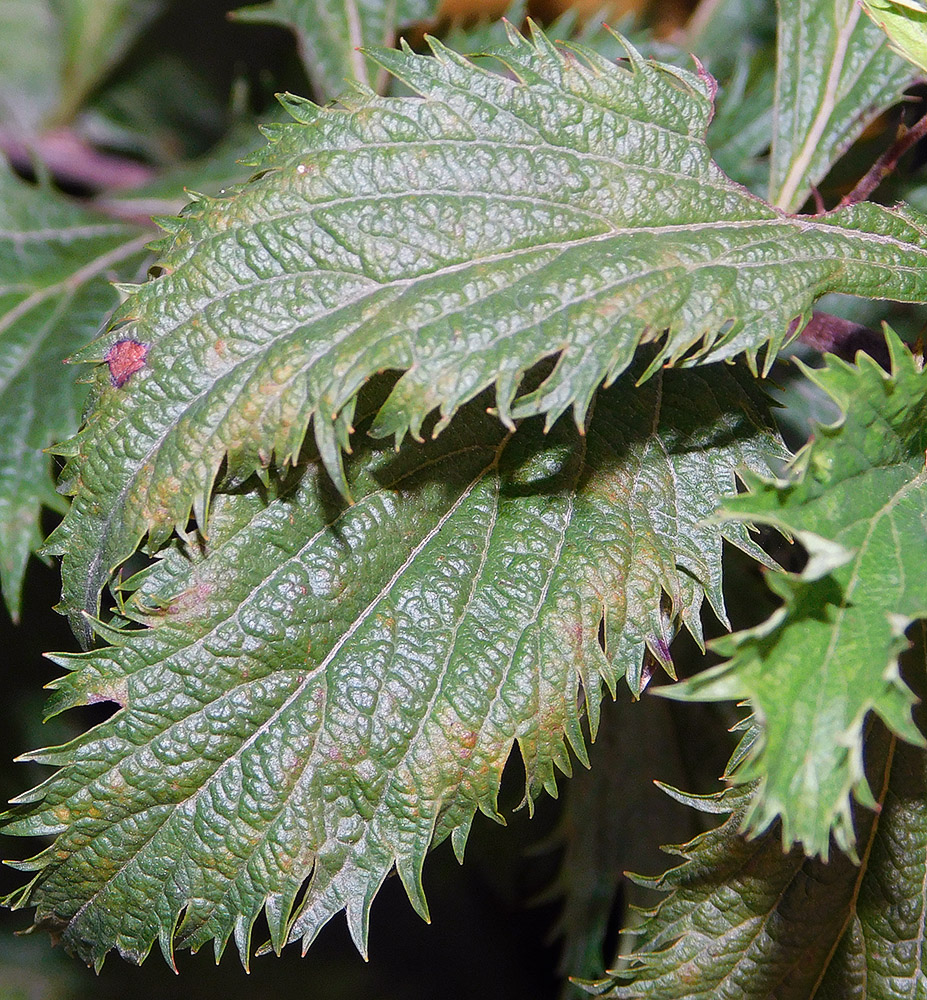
[2,363,779,967]
[43,27,927,644]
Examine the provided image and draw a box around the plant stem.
[839,107,927,208]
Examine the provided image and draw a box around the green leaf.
[685,0,777,75]
[0,167,149,618]
[770,0,914,212]
[815,714,927,997]
[234,0,435,100]
[666,331,927,858]
[0,0,60,132]
[861,0,927,74]
[595,785,863,998]
[595,720,915,998]
[707,50,775,195]
[50,0,166,126]
[43,26,927,644]
[2,362,779,968]
[0,0,164,132]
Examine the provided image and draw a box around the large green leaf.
[770,0,914,212]
[0,167,149,618]
[2,362,779,967]
[43,26,927,645]
[234,0,435,100]
[597,714,927,998]
[667,332,927,858]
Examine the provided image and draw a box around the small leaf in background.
[0,0,164,134]
[0,167,149,618]
[1,362,780,968]
[50,0,166,127]
[862,0,927,74]
[42,26,927,644]
[667,331,927,858]
[234,0,436,100]
[770,0,914,212]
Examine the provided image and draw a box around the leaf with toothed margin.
[43,23,927,646]
[233,0,435,101]
[663,331,927,860]
[1,361,780,969]
[0,166,149,620]
[595,716,923,999]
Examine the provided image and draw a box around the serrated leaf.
[602,643,927,999]
[770,0,915,212]
[665,331,927,858]
[0,167,149,618]
[43,26,927,645]
[234,0,435,100]
[594,725,898,998]
[1,362,780,968]
[862,0,927,74]
[815,699,927,997]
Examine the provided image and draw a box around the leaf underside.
[669,332,927,858]
[2,362,779,969]
[42,26,927,645]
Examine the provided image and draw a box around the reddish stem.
[840,107,927,208]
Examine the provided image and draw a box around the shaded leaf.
[816,646,927,997]
[548,693,701,993]
[42,26,927,644]
[770,0,914,212]
[234,0,435,100]
[0,167,149,617]
[667,331,927,857]
[594,742,878,998]
[2,362,779,968]
[601,640,927,999]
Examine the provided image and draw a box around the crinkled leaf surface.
[43,27,927,645]
[234,0,435,100]
[816,686,927,998]
[597,714,927,999]
[0,167,149,617]
[667,332,927,858]
[2,362,779,967]
[770,0,914,212]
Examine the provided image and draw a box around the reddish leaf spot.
[105,339,149,387]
